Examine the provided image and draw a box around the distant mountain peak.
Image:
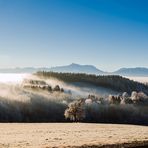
[70,63,93,66]
[70,63,78,66]
[49,63,104,74]
[69,63,98,68]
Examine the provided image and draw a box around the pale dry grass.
[0,123,148,148]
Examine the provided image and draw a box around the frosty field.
[0,123,148,148]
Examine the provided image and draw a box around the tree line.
[36,71,148,95]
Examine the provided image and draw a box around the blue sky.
[0,0,147,71]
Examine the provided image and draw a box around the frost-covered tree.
[121,92,133,104]
[64,99,85,121]
[131,91,138,101]
[131,91,148,104]
[122,92,129,98]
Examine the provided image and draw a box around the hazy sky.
[0,0,148,71]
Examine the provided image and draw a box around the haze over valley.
[0,0,148,147]
[1,63,148,76]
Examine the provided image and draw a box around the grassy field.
[0,123,148,148]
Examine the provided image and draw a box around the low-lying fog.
[0,73,118,101]
[0,73,147,124]
[0,73,29,83]
[126,76,148,84]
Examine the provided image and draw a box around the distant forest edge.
[36,71,148,95]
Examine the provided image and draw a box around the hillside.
[0,73,147,124]
[36,71,148,95]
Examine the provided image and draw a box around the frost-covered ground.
[0,123,148,148]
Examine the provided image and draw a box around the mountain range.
[0,63,148,76]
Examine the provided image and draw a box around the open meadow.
[0,123,148,148]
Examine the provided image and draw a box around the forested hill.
[36,72,148,95]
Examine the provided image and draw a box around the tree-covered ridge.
[36,71,148,95]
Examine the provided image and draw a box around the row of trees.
[23,79,64,93]
[64,91,148,123]
[0,90,147,124]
